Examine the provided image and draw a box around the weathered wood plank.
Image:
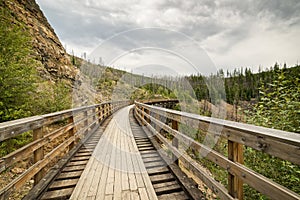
[228,141,244,199]
[71,106,156,200]
[48,179,79,190]
[0,101,129,199]
[135,102,300,165]
[86,124,114,199]
[95,126,117,199]
[0,135,75,199]
[41,188,74,200]
[57,171,82,180]
[135,110,235,200]
[24,120,103,200]
[114,128,122,200]
[66,160,89,166]
[137,110,300,200]
[0,116,43,142]
[137,116,205,200]
[62,165,86,172]
[0,101,129,142]
[120,133,130,191]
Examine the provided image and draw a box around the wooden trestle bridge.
[0,100,299,200]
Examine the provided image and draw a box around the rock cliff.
[2,0,77,81]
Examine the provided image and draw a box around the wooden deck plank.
[150,173,175,184]
[120,133,130,191]
[130,191,140,200]
[74,152,92,157]
[48,179,79,190]
[114,128,122,200]
[136,146,158,200]
[76,155,99,199]
[70,106,157,200]
[125,134,138,191]
[41,188,74,200]
[104,194,113,200]
[69,157,97,198]
[105,124,118,196]
[86,142,107,198]
[147,167,169,176]
[62,165,86,172]
[70,156,90,162]
[128,122,158,200]
[158,191,189,200]
[95,122,116,199]
[144,161,165,168]
[121,190,131,199]
[138,188,149,200]
[154,182,182,194]
[70,124,114,200]
[66,160,89,166]
[141,153,160,159]
[57,171,82,180]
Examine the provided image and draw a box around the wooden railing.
[134,101,300,200]
[0,100,130,199]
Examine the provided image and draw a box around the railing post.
[145,108,151,124]
[228,141,244,199]
[93,107,96,125]
[154,113,160,132]
[101,104,105,120]
[105,104,108,117]
[84,110,88,135]
[109,103,112,114]
[68,115,75,150]
[97,106,101,123]
[33,127,44,185]
[141,107,145,126]
[172,120,179,165]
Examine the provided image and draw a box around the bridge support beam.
[228,141,244,199]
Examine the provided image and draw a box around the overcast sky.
[36,0,300,75]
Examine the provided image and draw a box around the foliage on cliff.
[0,7,39,122]
[243,69,300,199]
[0,8,72,159]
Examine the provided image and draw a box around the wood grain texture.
[70,106,157,200]
[135,102,300,200]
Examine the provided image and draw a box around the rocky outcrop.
[3,0,78,81]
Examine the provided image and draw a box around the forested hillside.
[183,64,300,199]
[188,64,299,104]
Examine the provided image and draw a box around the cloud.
[36,0,300,73]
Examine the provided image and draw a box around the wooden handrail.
[135,101,300,165]
[0,101,128,142]
[134,101,300,200]
[0,100,130,199]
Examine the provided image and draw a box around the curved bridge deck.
[1,100,299,200]
[70,106,157,200]
[39,106,196,200]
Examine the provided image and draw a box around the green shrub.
[0,8,39,122]
[245,69,300,198]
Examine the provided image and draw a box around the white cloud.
[210,27,300,70]
[36,0,300,74]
